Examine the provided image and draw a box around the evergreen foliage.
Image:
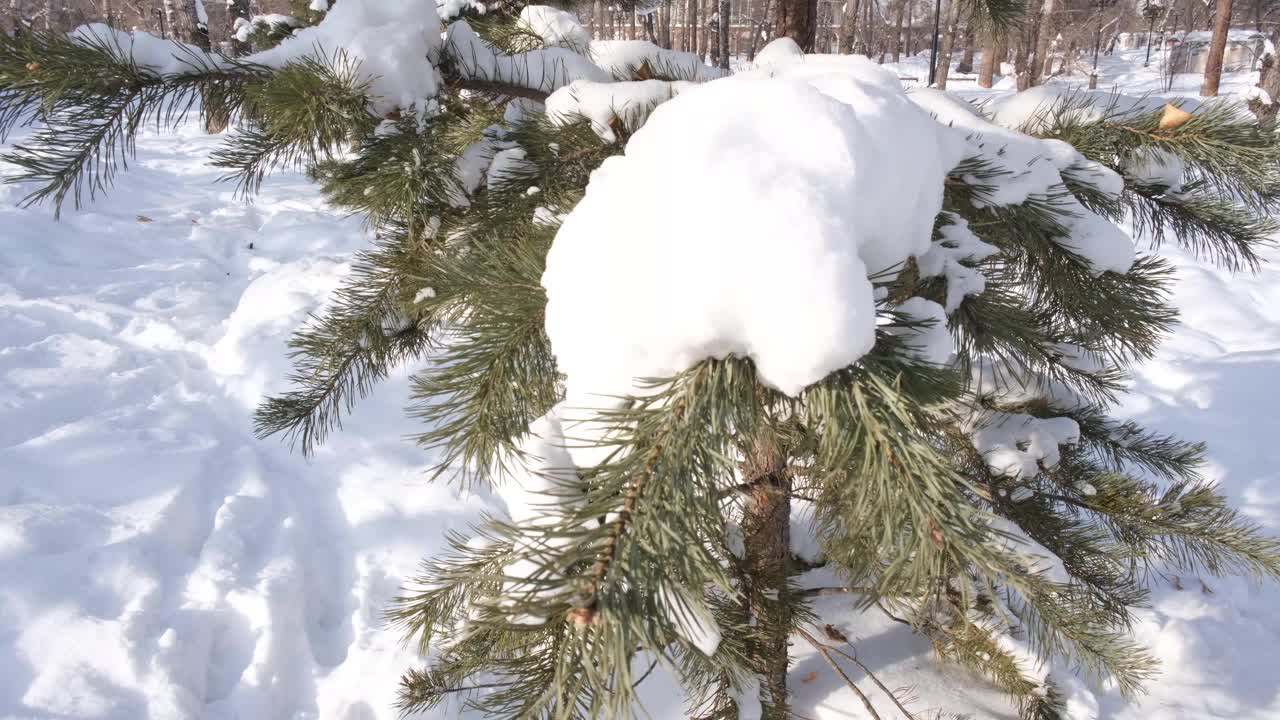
[3,7,1280,720]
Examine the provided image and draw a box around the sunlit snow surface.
[2,49,1279,720]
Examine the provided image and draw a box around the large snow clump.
[541,60,958,401]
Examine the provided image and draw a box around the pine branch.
[254,234,436,454]
[1126,180,1277,272]
[796,626,883,720]
[0,25,264,215]
[211,50,378,196]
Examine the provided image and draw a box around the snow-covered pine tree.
[3,4,1280,718]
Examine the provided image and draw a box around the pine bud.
[1159,103,1193,131]
[567,606,598,627]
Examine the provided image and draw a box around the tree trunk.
[906,0,913,55]
[933,0,961,88]
[860,0,874,55]
[719,0,730,68]
[662,0,672,48]
[1029,0,1055,86]
[1201,0,1233,96]
[774,0,816,50]
[1252,43,1280,120]
[189,0,209,48]
[739,436,792,717]
[702,0,711,60]
[957,21,975,72]
[978,34,998,87]
[839,0,860,53]
[693,0,701,54]
[892,0,905,61]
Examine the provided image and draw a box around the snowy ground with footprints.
[2,43,1280,720]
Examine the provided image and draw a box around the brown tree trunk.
[1201,0,1234,96]
[933,0,962,88]
[774,0,817,50]
[978,34,998,87]
[739,435,792,717]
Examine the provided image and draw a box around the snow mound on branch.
[446,20,610,94]
[590,40,728,81]
[542,72,953,399]
[740,50,908,98]
[967,411,1080,480]
[984,85,1172,134]
[751,36,804,66]
[546,79,694,142]
[249,0,442,116]
[1123,148,1186,193]
[887,297,952,365]
[232,13,301,42]
[518,5,592,52]
[70,24,226,75]
[908,88,1135,275]
[917,212,999,313]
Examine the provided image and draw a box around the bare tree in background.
[774,0,816,49]
[838,0,859,52]
[979,32,999,86]
[1029,0,1056,85]
[718,0,728,67]
[932,0,962,87]
[1201,0,1234,95]
[957,19,975,71]
[892,0,905,60]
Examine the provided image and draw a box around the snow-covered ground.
[1,48,1278,720]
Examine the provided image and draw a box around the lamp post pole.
[928,0,943,85]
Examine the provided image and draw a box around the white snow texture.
[543,59,955,400]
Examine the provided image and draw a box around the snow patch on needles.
[887,297,952,365]
[907,88,1135,275]
[542,71,953,400]
[518,5,592,52]
[749,36,804,67]
[917,213,999,313]
[71,24,226,75]
[445,21,610,95]
[590,40,728,81]
[546,79,693,142]
[248,0,442,116]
